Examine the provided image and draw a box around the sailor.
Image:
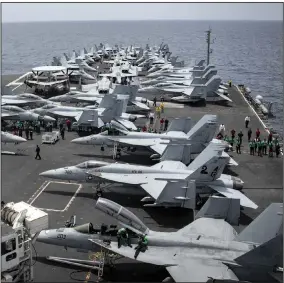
[257,139,262,157]
[142,125,147,132]
[268,142,274,157]
[134,234,148,260]
[164,118,169,131]
[236,139,241,154]
[49,122,53,132]
[237,130,243,146]
[230,129,236,140]
[100,223,108,235]
[160,118,164,131]
[262,138,267,155]
[254,138,258,152]
[29,126,33,140]
[160,102,164,114]
[105,122,110,131]
[149,112,154,126]
[66,119,71,132]
[256,128,260,139]
[25,127,29,140]
[244,116,250,128]
[60,127,65,140]
[275,143,281,158]
[35,145,41,160]
[153,97,157,107]
[117,227,132,248]
[156,106,161,119]
[247,128,252,142]
[219,124,225,138]
[268,132,273,143]
[228,80,232,87]
[249,140,254,155]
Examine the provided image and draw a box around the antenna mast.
[205,28,214,65]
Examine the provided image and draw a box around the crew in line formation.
[2,42,282,283]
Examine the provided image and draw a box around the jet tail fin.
[166,117,192,133]
[186,114,217,143]
[187,141,229,181]
[195,196,240,226]
[235,203,283,245]
[64,53,70,61]
[112,85,139,101]
[160,144,191,164]
[235,234,283,269]
[75,109,104,128]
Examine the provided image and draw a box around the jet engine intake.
[233,180,244,191]
[140,98,147,104]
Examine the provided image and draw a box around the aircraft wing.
[149,143,168,155]
[115,117,137,131]
[25,79,68,86]
[222,151,238,166]
[50,110,82,118]
[214,91,233,102]
[160,87,185,93]
[73,96,102,103]
[182,88,194,96]
[2,99,29,105]
[208,185,258,209]
[91,240,238,282]
[166,259,238,282]
[1,112,18,119]
[131,100,150,110]
[107,137,161,147]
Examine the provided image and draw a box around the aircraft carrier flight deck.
[1,60,283,282]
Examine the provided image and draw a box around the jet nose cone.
[71,137,89,145]
[43,115,56,122]
[48,97,60,102]
[15,136,27,143]
[40,169,61,179]
[37,230,50,243]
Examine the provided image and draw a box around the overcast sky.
[2,3,283,23]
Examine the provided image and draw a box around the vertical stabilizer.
[71,51,77,61]
[160,144,190,163]
[205,75,222,93]
[187,114,217,143]
[195,197,241,226]
[191,69,218,85]
[75,109,102,128]
[187,141,229,181]
[167,117,192,133]
[98,94,117,109]
[234,234,283,269]
[64,53,70,61]
[235,203,283,244]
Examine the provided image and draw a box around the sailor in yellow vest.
[156,106,161,119]
[160,102,164,114]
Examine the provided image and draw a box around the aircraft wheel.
[96,191,103,197]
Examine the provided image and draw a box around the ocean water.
[2,20,283,135]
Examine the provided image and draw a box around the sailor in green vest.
[229,137,235,149]
[275,142,281,158]
[117,227,132,248]
[268,142,274,157]
[262,138,267,155]
[236,139,241,154]
[254,138,258,152]
[257,139,262,157]
[134,234,148,259]
[249,140,254,155]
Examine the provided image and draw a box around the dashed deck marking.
[27,180,82,212]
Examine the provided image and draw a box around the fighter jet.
[1,131,27,143]
[71,115,222,160]
[1,89,55,107]
[93,199,283,283]
[40,141,252,208]
[1,105,55,122]
[33,94,144,131]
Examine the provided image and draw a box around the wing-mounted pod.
[95,198,149,235]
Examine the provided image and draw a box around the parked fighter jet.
[1,131,27,143]
[33,94,144,130]
[2,105,55,122]
[93,199,283,283]
[2,89,55,107]
[71,115,218,159]
[40,141,251,208]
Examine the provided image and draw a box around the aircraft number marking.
[200,165,208,174]
[131,170,142,173]
[210,166,219,179]
[65,169,72,174]
[57,234,66,239]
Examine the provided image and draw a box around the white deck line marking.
[36,208,63,212]
[27,181,48,204]
[29,181,51,205]
[6,72,32,87]
[62,184,82,212]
